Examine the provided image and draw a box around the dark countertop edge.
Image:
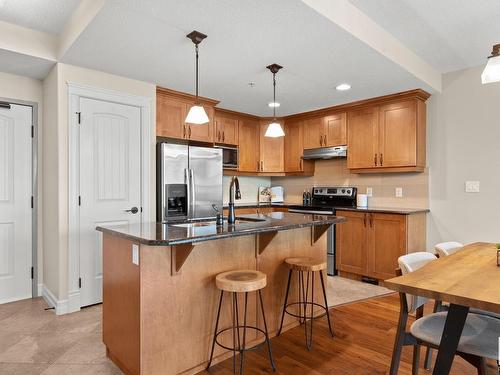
[223,203,429,215]
[96,216,346,246]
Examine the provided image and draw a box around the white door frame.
[0,97,38,301]
[68,82,151,314]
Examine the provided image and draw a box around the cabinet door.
[217,117,239,145]
[324,113,346,146]
[238,119,260,172]
[336,211,368,276]
[367,213,406,280]
[187,105,214,142]
[347,107,379,169]
[303,117,325,149]
[156,96,187,139]
[378,100,417,168]
[284,120,304,172]
[259,121,284,172]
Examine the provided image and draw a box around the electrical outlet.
[395,187,403,198]
[366,187,373,197]
[465,181,480,193]
[132,244,139,265]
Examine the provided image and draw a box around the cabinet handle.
[260,161,264,171]
[222,131,225,142]
[300,159,303,170]
[257,161,260,171]
[319,135,322,146]
[380,153,383,166]
[323,135,327,146]
[183,125,186,138]
[363,214,367,227]
[189,126,192,138]
[374,153,377,166]
[369,213,373,228]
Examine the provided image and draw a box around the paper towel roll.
[357,194,368,207]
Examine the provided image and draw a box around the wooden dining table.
[384,242,500,375]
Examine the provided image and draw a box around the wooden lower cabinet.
[336,210,426,280]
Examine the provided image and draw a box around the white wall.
[427,65,500,248]
[0,71,44,295]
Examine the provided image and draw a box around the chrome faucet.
[228,176,241,224]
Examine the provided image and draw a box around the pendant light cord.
[195,44,199,104]
[273,72,276,119]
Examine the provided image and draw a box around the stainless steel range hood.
[302,146,347,160]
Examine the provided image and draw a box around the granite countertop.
[223,202,429,215]
[96,212,346,246]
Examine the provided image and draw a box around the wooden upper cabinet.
[324,113,347,146]
[157,95,187,139]
[336,211,368,276]
[303,117,324,149]
[238,118,260,172]
[214,114,239,145]
[187,105,214,142]
[367,213,407,280]
[347,107,379,169]
[284,120,304,172]
[378,100,416,168]
[259,121,284,172]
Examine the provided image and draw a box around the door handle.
[380,153,383,166]
[374,153,377,166]
[125,207,139,214]
[260,161,264,171]
[183,125,186,138]
[222,131,225,142]
[217,131,221,141]
[319,135,323,146]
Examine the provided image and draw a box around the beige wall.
[0,71,45,294]
[273,160,429,208]
[42,63,156,300]
[426,65,500,248]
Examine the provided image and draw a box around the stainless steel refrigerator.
[157,143,223,222]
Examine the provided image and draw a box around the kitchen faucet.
[228,176,241,224]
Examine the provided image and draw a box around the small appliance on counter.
[357,194,368,207]
[288,186,357,276]
[258,186,271,203]
[270,186,284,203]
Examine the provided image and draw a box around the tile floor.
[0,298,120,375]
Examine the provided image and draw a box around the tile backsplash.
[272,159,429,208]
[223,176,271,204]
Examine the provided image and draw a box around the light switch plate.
[395,187,403,198]
[132,244,139,265]
[465,181,480,193]
[366,187,373,197]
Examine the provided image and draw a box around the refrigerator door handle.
[184,168,191,217]
[189,169,195,217]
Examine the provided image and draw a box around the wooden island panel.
[103,227,328,375]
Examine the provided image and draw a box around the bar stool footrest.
[214,325,268,352]
[284,302,329,320]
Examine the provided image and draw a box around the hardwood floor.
[200,294,498,375]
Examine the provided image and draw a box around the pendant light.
[481,44,500,84]
[265,63,285,138]
[185,30,209,124]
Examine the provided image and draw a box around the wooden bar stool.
[277,257,333,350]
[207,270,276,374]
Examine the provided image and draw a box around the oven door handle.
[289,209,335,215]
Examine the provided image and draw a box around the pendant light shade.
[265,63,285,138]
[265,122,285,137]
[185,30,209,124]
[482,44,500,84]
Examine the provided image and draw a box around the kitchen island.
[96,212,346,375]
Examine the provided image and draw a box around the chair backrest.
[434,241,464,257]
[398,252,437,312]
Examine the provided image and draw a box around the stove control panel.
[313,186,356,197]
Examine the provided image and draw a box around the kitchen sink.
[172,216,267,228]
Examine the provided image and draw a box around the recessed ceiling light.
[336,83,351,91]
[268,102,280,108]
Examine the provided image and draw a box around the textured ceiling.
[349,0,500,73]
[61,0,430,116]
[0,0,80,35]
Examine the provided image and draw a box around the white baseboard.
[37,283,43,297]
[42,285,81,315]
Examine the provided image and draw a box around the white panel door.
[79,98,141,307]
[0,104,32,304]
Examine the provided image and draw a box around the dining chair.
[389,252,500,375]
[434,241,464,257]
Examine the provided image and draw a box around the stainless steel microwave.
[216,146,238,169]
